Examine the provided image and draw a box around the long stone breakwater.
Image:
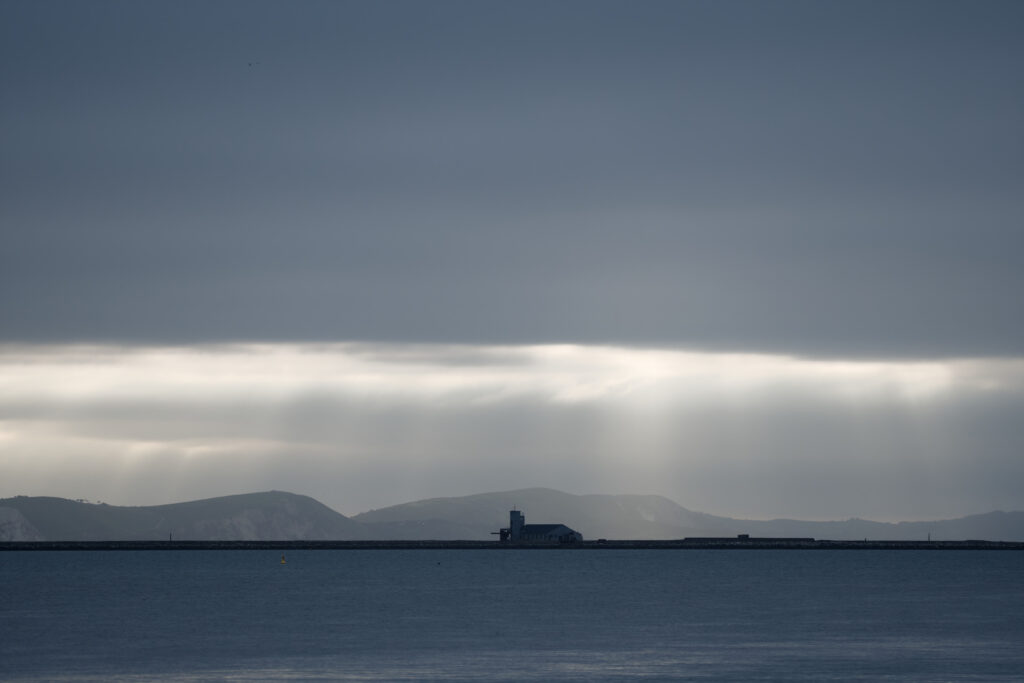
[2,539,1022,551]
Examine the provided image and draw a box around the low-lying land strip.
[2,539,1022,551]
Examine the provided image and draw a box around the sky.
[2,1,1022,520]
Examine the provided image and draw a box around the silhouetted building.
[495,509,582,543]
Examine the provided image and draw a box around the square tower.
[509,510,525,541]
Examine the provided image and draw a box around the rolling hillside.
[3,488,1022,541]
[353,488,1024,542]
[0,491,366,541]
[353,487,734,540]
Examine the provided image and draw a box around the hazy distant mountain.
[353,488,1024,542]
[3,488,1022,542]
[704,511,1024,542]
[352,487,733,540]
[0,491,367,541]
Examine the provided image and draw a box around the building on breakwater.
[494,509,582,544]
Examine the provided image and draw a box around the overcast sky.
[2,1,1022,520]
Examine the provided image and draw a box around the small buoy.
[280,555,287,564]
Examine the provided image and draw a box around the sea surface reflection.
[2,549,1022,681]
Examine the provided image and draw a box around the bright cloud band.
[2,343,1022,520]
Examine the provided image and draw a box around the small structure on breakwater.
[494,509,582,544]
[684,534,816,543]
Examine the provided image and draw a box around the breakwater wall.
[2,539,1022,551]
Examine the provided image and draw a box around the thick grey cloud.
[2,1,1022,356]
[3,3,1023,521]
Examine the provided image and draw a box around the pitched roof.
[521,524,573,535]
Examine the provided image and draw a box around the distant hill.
[353,488,1024,542]
[352,487,733,540]
[699,510,1024,542]
[3,488,1022,542]
[0,491,367,541]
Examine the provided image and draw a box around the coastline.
[3,539,1023,551]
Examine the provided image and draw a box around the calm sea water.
[1,549,1022,681]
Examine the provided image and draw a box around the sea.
[2,549,1022,682]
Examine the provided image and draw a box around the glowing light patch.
[2,343,1023,518]
[0,343,1013,407]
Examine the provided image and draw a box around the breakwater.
[2,539,1022,551]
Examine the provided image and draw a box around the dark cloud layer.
[2,1,1023,356]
